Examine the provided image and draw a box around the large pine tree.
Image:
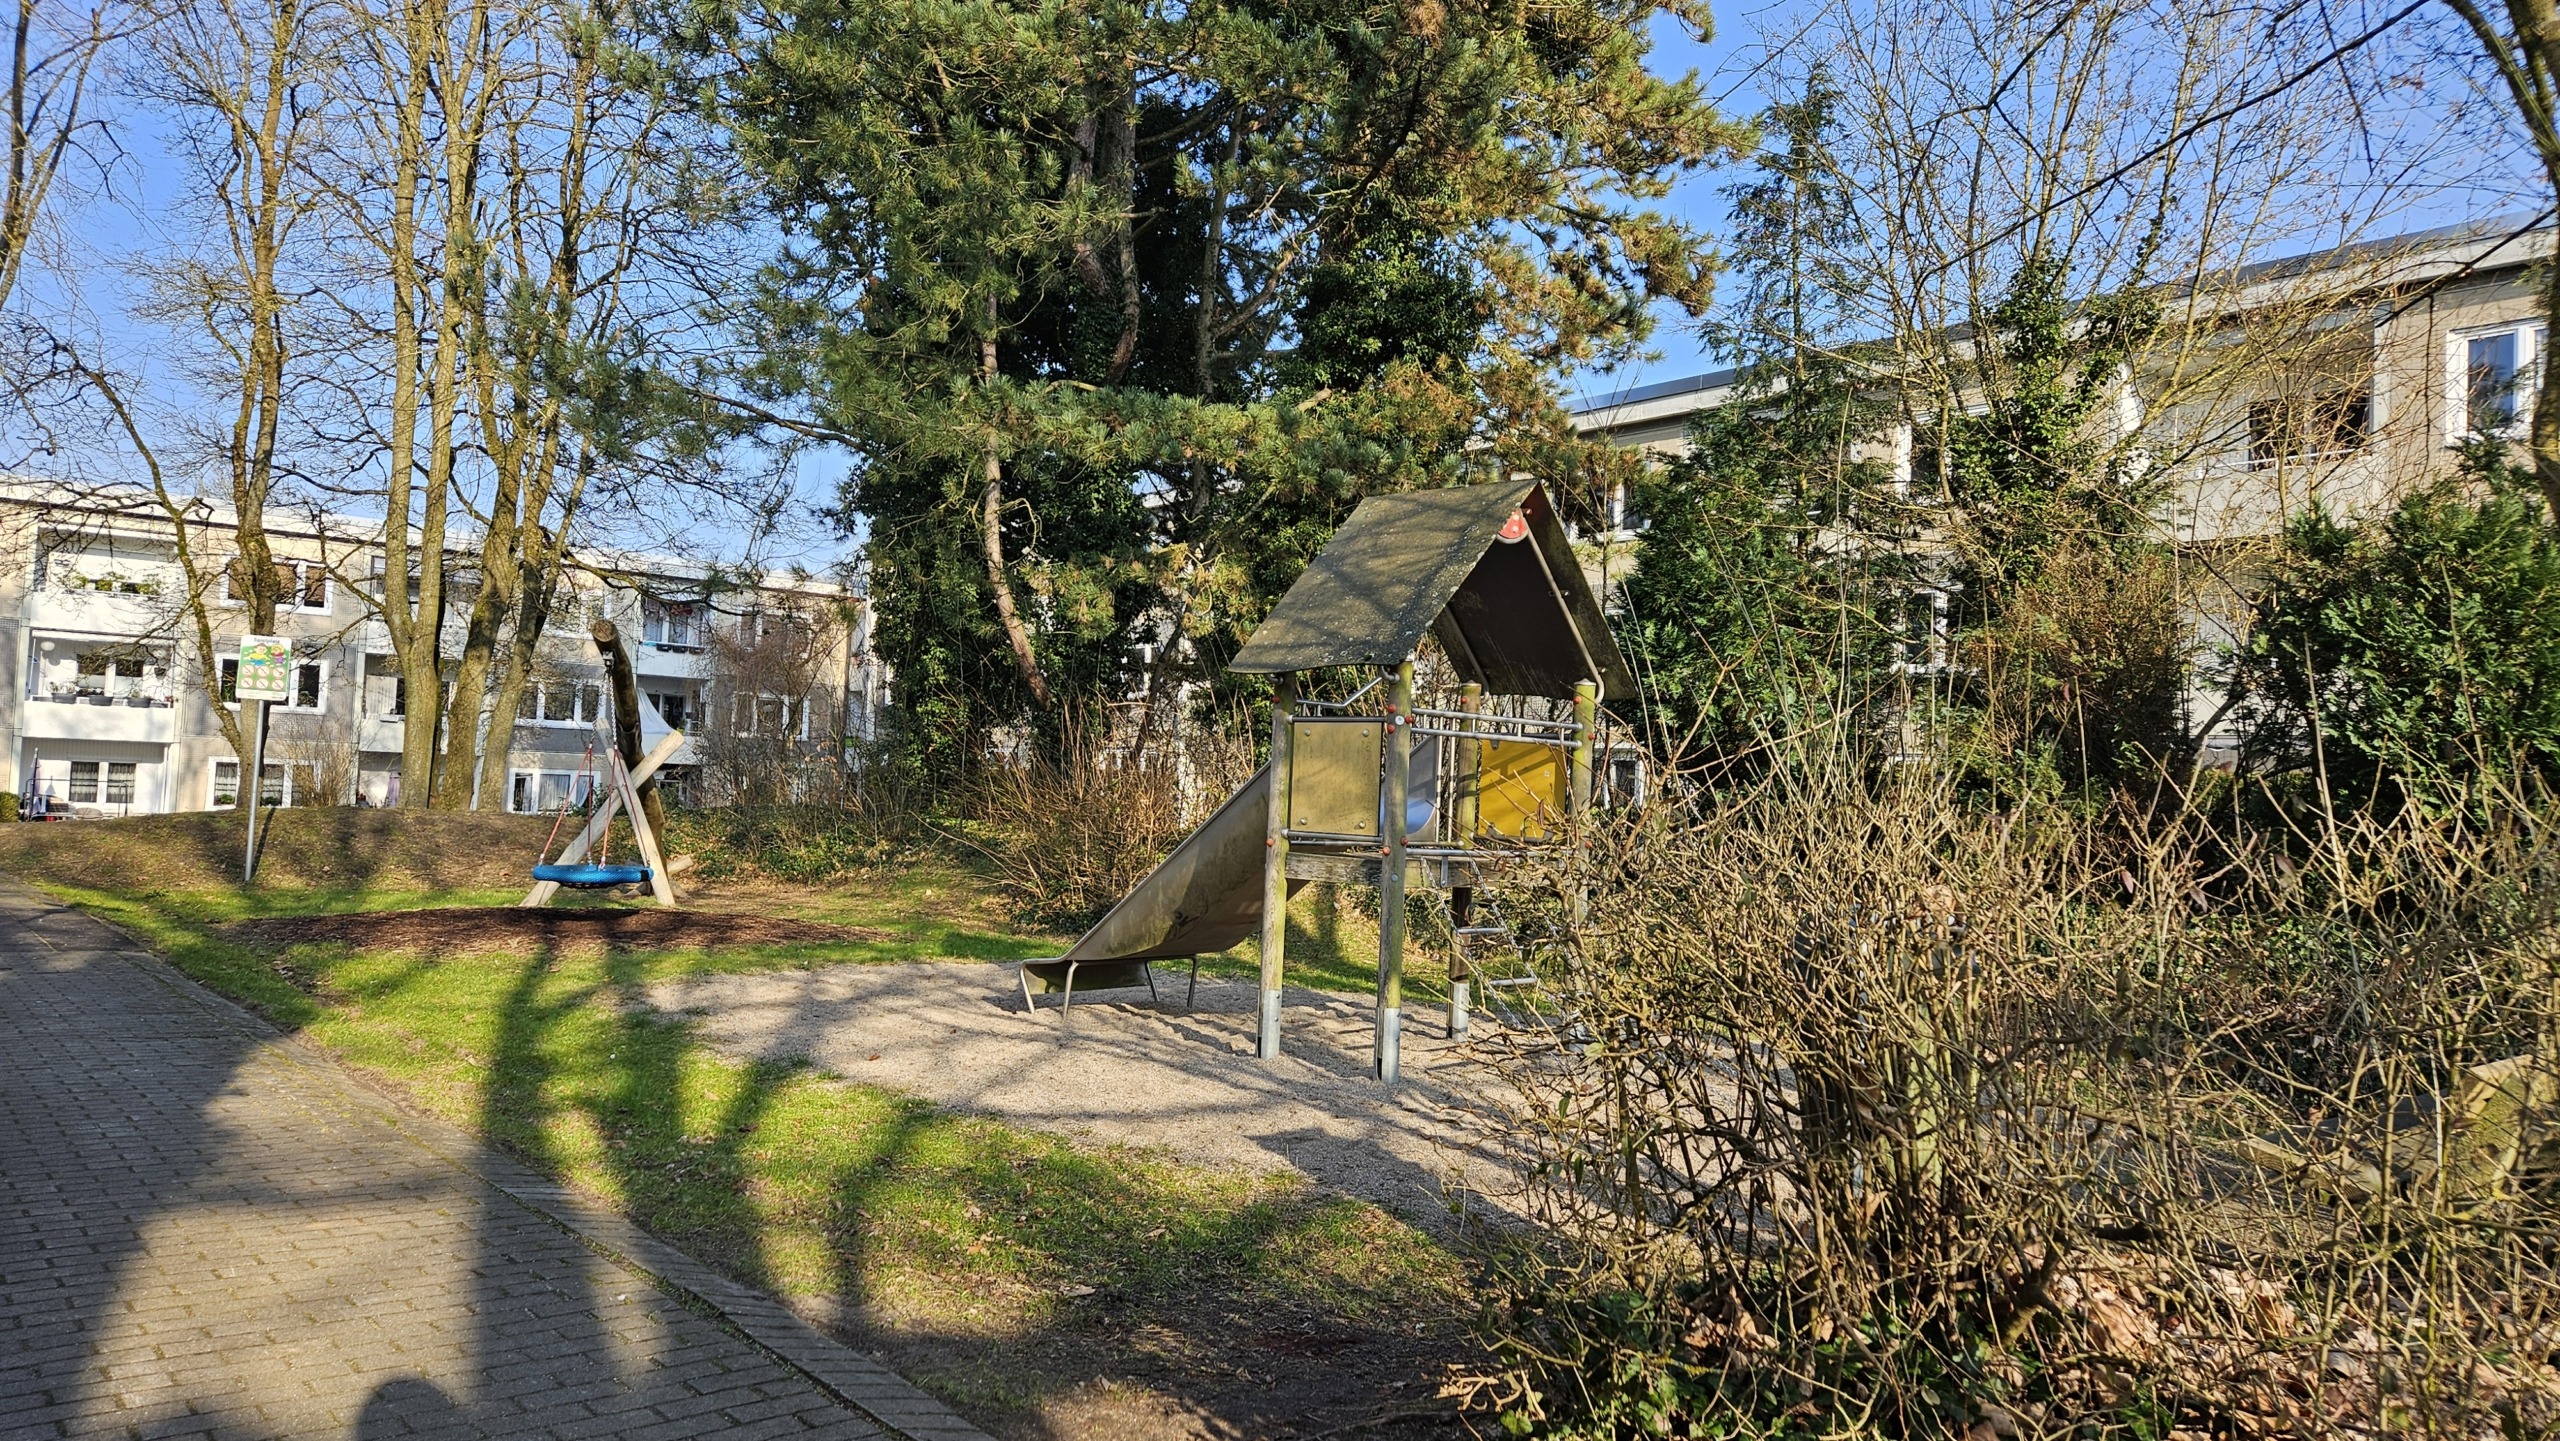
[680,0,1745,766]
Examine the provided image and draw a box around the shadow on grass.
[22,876,1476,1439]
[444,940,1473,1438]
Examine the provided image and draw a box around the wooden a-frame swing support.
[520,729,686,909]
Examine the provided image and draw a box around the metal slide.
[1058,761,1299,964]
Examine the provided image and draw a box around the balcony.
[20,693,179,745]
[631,642,714,680]
[29,587,171,637]
[357,716,407,753]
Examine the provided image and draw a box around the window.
[72,652,150,696]
[2248,384,2372,469]
[105,763,135,805]
[219,657,326,711]
[210,760,290,810]
[641,596,702,649]
[1897,589,1951,673]
[1899,407,1985,498]
[68,762,97,804]
[2454,322,2545,439]
[509,770,594,814]
[644,689,690,731]
[733,692,808,739]
[223,558,332,614]
[744,608,815,651]
[532,681,603,726]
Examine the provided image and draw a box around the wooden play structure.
[1019,478,1633,1082]
[521,619,688,910]
[522,730,684,908]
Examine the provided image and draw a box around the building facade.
[1,481,884,818]
[1565,217,2558,755]
[1573,217,2554,534]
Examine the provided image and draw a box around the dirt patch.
[228,906,890,957]
[850,1294,1475,1441]
[649,965,1527,1236]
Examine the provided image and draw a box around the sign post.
[235,634,292,883]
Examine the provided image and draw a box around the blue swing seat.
[531,862,653,889]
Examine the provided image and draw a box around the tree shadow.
[354,1376,469,1439]
[810,1091,1476,1440]
[0,890,264,1437]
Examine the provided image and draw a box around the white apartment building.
[1567,216,2558,748]
[1573,215,2556,536]
[0,480,885,818]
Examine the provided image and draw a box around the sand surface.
[646,962,1519,1229]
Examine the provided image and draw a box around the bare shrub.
[661,755,929,883]
[1465,765,2560,1439]
[265,717,359,807]
[963,721,1212,933]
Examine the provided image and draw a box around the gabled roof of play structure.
[1228,479,1637,701]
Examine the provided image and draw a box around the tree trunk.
[590,618,669,845]
[384,0,447,808]
[2535,250,2560,522]
[422,0,493,806]
[979,329,1051,709]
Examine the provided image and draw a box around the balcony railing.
[21,691,179,744]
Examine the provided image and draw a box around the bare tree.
[690,596,844,807]
[2434,0,2560,520]
[0,0,125,326]
[105,0,343,756]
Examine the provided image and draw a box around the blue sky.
[33,0,2538,568]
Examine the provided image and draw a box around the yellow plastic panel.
[1476,739,1566,841]
[1288,719,1382,838]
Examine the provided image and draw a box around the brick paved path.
[0,883,989,1441]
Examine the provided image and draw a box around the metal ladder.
[1432,887,1550,1034]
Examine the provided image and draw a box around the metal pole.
[240,698,270,884]
[1256,674,1296,1061]
[1376,659,1414,1083]
[1447,681,1482,1037]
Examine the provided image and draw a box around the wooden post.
[1569,679,1596,928]
[1376,659,1414,1083]
[1256,674,1296,1061]
[1569,678,1598,818]
[1447,681,1481,1037]
[610,746,677,907]
[590,618,669,845]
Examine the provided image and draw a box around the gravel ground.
[230,907,889,957]
[645,962,1520,1229]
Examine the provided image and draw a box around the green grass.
[673,867,1064,971]
[1195,886,1459,1000]
[31,869,1471,1424]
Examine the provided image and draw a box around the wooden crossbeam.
[520,730,685,909]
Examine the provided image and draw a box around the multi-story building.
[1566,215,2558,754]
[1574,215,2554,535]
[0,480,884,818]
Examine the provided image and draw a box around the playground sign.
[235,634,294,703]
